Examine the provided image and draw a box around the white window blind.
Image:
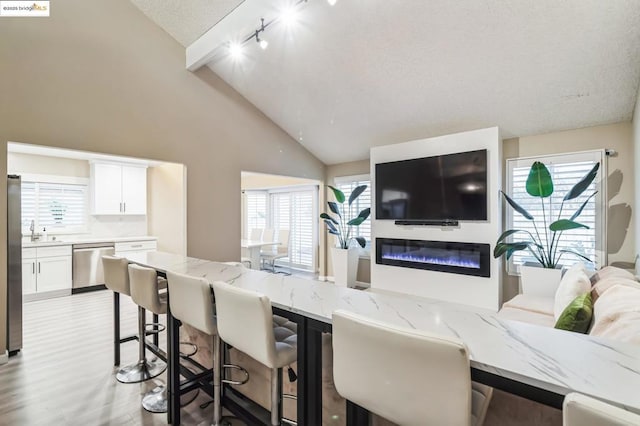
[270,190,316,270]
[21,181,88,233]
[506,151,606,274]
[244,191,267,236]
[336,176,371,244]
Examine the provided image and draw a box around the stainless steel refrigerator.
[7,175,22,355]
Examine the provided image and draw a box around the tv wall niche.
[370,127,502,311]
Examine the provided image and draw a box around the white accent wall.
[370,127,502,311]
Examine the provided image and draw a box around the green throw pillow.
[554,292,593,334]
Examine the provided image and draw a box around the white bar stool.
[102,256,166,383]
[212,281,298,426]
[563,393,640,426]
[332,309,493,426]
[128,264,170,412]
[167,271,248,425]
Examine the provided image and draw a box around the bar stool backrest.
[211,282,277,368]
[102,256,130,296]
[332,309,472,426]
[563,393,640,426]
[129,264,165,314]
[166,271,217,336]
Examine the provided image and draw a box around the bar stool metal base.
[142,385,199,413]
[116,359,166,384]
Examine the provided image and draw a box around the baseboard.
[323,276,334,282]
[0,350,8,365]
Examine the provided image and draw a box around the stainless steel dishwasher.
[72,242,115,293]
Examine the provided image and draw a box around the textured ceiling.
[136,1,640,165]
[130,0,244,46]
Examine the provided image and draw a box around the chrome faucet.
[30,220,41,242]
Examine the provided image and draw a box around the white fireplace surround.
[370,127,502,311]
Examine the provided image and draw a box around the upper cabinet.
[91,162,147,215]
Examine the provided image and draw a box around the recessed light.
[327,0,337,5]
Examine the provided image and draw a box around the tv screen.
[375,149,487,221]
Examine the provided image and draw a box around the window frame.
[505,150,607,275]
[20,173,90,235]
[334,174,372,257]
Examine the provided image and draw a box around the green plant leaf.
[493,242,531,260]
[549,219,589,232]
[559,249,593,263]
[347,217,365,226]
[526,161,553,198]
[355,236,366,248]
[500,190,533,220]
[357,207,371,220]
[564,163,600,201]
[569,192,597,221]
[328,229,340,236]
[324,219,338,233]
[348,185,367,206]
[328,185,345,203]
[497,229,527,244]
[320,212,338,225]
[328,201,341,217]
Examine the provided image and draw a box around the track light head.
[259,38,269,50]
[327,0,337,5]
[228,42,243,59]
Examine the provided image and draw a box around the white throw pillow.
[554,263,591,321]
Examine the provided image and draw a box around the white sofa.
[498,265,640,344]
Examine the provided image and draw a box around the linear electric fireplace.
[376,238,491,278]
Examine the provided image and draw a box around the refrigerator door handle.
[32,262,35,274]
[38,262,41,274]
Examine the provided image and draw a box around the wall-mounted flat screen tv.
[375,149,488,221]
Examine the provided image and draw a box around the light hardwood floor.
[0,290,243,426]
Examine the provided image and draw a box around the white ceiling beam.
[186,0,277,71]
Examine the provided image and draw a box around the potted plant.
[321,185,370,288]
[494,161,600,295]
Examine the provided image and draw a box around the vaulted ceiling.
[132,0,640,165]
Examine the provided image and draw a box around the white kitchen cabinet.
[22,259,37,295]
[22,245,72,299]
[91,162,147,215]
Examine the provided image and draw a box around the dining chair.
[261,229,291,274]
[249,228,263,241]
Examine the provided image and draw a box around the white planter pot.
[519,264,563,297]
[331,246,359,288]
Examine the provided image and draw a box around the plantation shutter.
[20,182,37,231]
[21,181,88,233]
[244,191,267,236]
[506,150,606,274]
[270,189,316,270]
[335,176,371,244]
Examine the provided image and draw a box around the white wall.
[370,127,502,311]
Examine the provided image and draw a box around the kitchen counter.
[22,236,157,248]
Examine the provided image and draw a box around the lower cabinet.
[22,245,72,299]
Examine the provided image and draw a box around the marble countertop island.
[125,251,640,414]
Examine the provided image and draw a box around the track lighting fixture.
[224,0,330,61]
[255,18,268,50]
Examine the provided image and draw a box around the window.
[270,189,317,270]
[21,180,88,234]
[335,175,371,246]
[242,187,319,271]
[506,151,606,274]
[244,191,268,236]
